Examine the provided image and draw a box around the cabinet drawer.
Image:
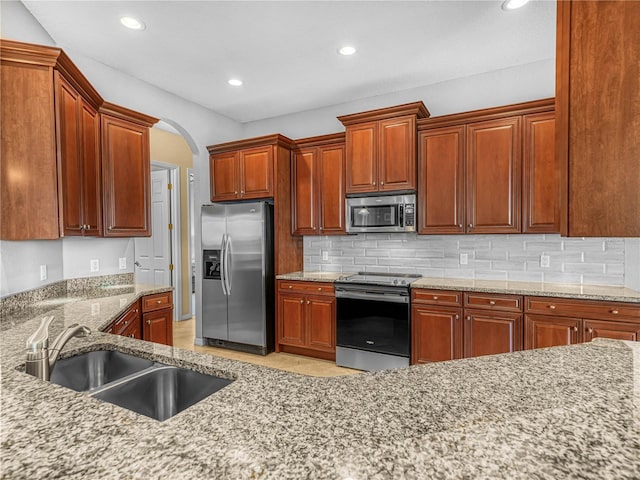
[411,289,462,307]
[278,280,334,295]
[142,291,173,313]
[112,303,140,335]
[465,293,522,312]
[525,296,640,322]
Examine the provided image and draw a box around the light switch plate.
[40,264,47,281]
[119,257,127,270]
[459,253,468,265]
[540,255,551,268]
[322,251,329,261]
[90,259,100,272]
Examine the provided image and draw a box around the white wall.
[0,240,63,297]
[242,59,555,140]
[625,238,640,290]
[62,238,134,279]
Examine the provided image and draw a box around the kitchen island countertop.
[2,285,639,479]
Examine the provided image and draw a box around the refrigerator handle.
[220,234,228,296]
[225,235,233,294]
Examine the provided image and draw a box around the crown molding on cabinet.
[337,101,430,126]
[99,101,159,127]
[293,132,345,149]
[207,133,296,155]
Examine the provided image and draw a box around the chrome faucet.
[25,316,91,381]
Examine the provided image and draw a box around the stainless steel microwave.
[346,194,416,233]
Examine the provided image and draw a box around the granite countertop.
[411,277,640,303]
[2,286,640,478]
[276,271,352,282]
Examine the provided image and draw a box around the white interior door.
[135,169,172,286]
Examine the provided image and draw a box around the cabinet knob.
[288,285,293,289]
[610,309,619,315]
[588,327,594,334]
[380,181,384,186]
[299,299,303,304]
[108,226,113,230]
[124,320,128,326]
[318,287,322,291]
[373,181,377,186]
[433,296,438,300]
[157,300,162,304]
[489,300,496,305]
[573,326,578,332]
[458,224,462,229]
[319,227,323,230]
[146,319,151,325]
[467,316,471,321]
[306,300,310,305]
[129,333,135,338]
[235,191,238,194]
[455,314,459,320]
[548,305,556,310]
[241,190,245,194]
[134,309,138,313]
[468,223,473,228]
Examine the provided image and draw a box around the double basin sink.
[50,350,233,421]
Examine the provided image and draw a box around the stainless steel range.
[335,272,421,371]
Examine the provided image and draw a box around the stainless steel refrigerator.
[201,202,274,355]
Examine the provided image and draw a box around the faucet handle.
[26,316,55,351]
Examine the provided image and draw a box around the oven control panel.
[404,204,415,229]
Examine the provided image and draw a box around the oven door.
[336,287,410,357]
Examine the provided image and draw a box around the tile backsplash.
[304,233,627,286]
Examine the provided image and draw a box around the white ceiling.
[22,0,556,123]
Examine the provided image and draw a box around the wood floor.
[173,319,360,377]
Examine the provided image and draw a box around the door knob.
[134,261,142,267]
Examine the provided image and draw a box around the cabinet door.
[346,121,378,193]
[411,306,462,364]
[292,149,317,235]
[524,314,581,350]
[80,99,102,236]
[557,1,640,237]
[101,115,150,236]
[278,293,306,347]
[464,310,522,358]
[584,319,640,342]
[306,295,335,352]
[318,145,346,234]
[239,145,273,199]
[143,308,173,345]
[466,117,521,233]
[210,152,239,201]
[418,126,465,234]
[379,115,416,191]
[523,112,558,233]
[55,73,83,236]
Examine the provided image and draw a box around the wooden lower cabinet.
[143,308,173,345]
[276,281,335,360]
[411,306,462,364]
[464,310,522,358]
[105,292,173,346]
[584,320,640,342]
[524,314,581,349]
[108,301,142,339]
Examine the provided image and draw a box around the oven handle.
[335,290,409,304]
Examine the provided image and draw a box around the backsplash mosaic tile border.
[304,233,626,286]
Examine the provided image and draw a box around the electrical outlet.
[39,264,47,281]
[90,259,100,272]
[540,254,551,268]
[91,303,100,316]
[322,251,329,261]
[459,253,468,265]
[119,257,127,270]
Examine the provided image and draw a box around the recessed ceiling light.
[120,16,145,30]
[501,0,530,10]
[338,46,357,56]
[228,79,243,87]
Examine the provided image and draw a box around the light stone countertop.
[2,284,640,478]
[411,277,640,303]
[276,271,353,282]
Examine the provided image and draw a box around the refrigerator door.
[225,202,268,347]
[201,204,229,341]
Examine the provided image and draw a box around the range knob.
[393,279,399,285]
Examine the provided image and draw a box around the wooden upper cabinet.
[210,152,239,201]
[1,40,156,240]
[55,72,102,237]
[239,145,273,199]
[466,117,521,234]
[418,126,465,234]
[292,133,345,235]
[556,0,640,236]
[345,122,378,193]
[523,112,558,233]
[379,115,416,191]
[339,102,429,194]
[208,135,295,202]
[101,103,157,237]
[318,144,345,233]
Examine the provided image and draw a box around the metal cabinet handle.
[234,191,238,194]
[455,315,459,320]
[380,181,384,185]
[468,223,473,228]
[373,181,377,186]
[146,320,151,325]
[433,296,438,300]
[306,300,310,305]
[124,321,128,326]
[489,300,496,305]
[588,327,594,333]
[610,310,619,315]
[548,305,556,310]
[299,299,303,304]
[318,287,322,291]
[573,326,578,332]
[288,285,293,289]
[157,300,162,304]
[134,309,138,313]
[458,224,463,228]
[467,316,471,321]
[108,226,113,230]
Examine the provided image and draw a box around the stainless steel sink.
[50,350,154,392]
[92,366,233,421]
[49,350,233,421]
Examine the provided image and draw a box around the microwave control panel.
[404,204,415,230]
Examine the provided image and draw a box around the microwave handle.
[399,204,404,227]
